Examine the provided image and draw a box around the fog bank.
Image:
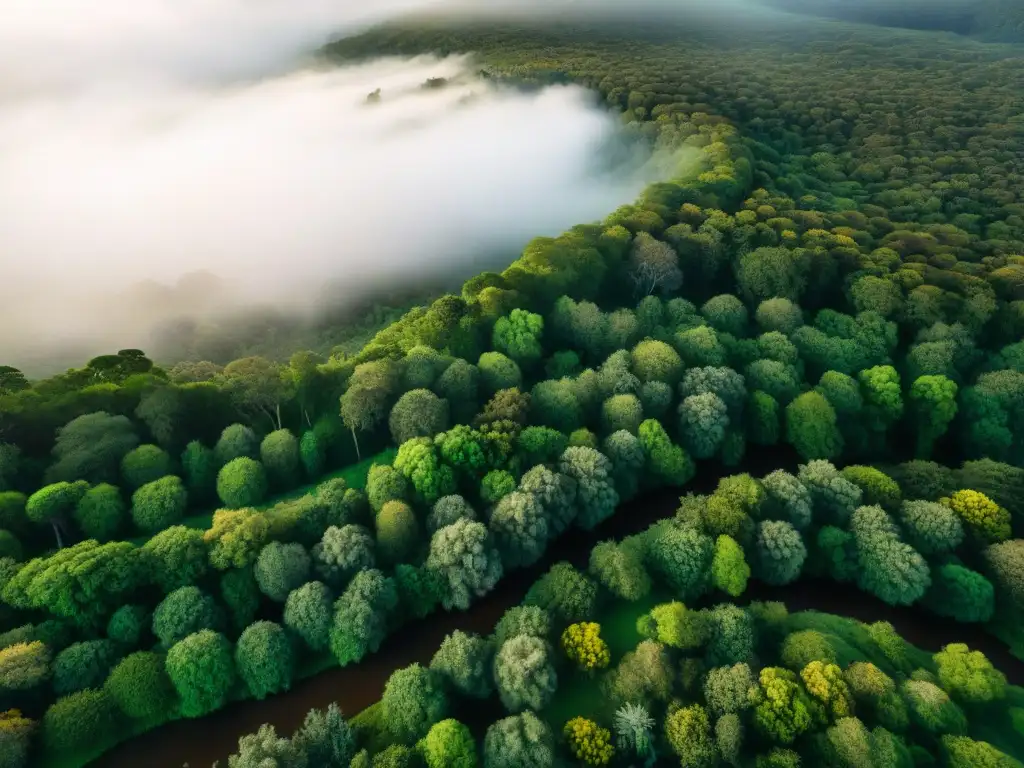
[0,0,668,371]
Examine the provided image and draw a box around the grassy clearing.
[128,447,396,546]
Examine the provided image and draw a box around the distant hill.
[759,0,1024,42]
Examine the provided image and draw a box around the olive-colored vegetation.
[3,7,1024,767]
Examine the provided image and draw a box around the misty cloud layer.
[0,0,664,370]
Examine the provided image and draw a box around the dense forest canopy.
[3,2,1024,767]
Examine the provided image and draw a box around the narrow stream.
[89,448,1024,768]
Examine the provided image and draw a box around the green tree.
[704,662,757,716]
[283,580,333,652]
[493,309,544,369]
[494,635,557,713]
[73,483,126,541]
[227,724,307,768]
[143,525,208,591]
[103,651,177,721]
[52,639,123,695]
[478,352,523,395]
[483,711,555,768]
[254,542,311,603]
[165,630,237,718]
[152,586,224,649]
[647,523,713,601]
[216,458,268,509]
[665,704,716,768]
[330,569,398,665]
[524,562,598,624]
[754,666,824,745]
[394,438,456,506]
[181,441,218,503]
[786,391,843,461]
[712,534,750,597]
[235,620,294,700]
[588,539,651,602]
[313,525,374,588]
[390,390,451,447]
[630,340,683,385]
[756,520,807,585]
[214,424,259,465]
[26,481,87,548]
[909,375,958,458]
[120,444,173,491]
[940,735,1023,768]
[46,412,139,485]
[678,392,730,459]
[923,564,994,623]
[41,689,118,756]
[426,519,503,611]
[131,475,187,533]
[292,703,355,768]
[376,500,420,566]
[934,643,1006,704]
[383,664,449,744]
[755,297,804,334]
[431,630,494,699]
[260,429,301,490]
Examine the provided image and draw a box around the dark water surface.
[90,449,1024,768]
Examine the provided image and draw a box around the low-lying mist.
[0,0,678,375]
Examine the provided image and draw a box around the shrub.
[901,679,967,734]
[704,663,758,716]
[103,651,177,721]
[235,621,294,700]
[216,458,268,509]
[0,641,51,693]
[940,735,1022,768]
[143,525,209,591]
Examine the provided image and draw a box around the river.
[89,447,1024,767]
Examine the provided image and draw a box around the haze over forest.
[0,0,679,374]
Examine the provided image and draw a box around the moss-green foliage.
[217,457,268,509]
[524,562,597,624]
[494,634,557,713]
[52,639,123,696]
[382,664,448,744]
[42,688,119,756]
[131,475,187,533]
[120,444,173,491]
[152,586,223,649]
[165,630,237,718]
[235,620,294,700]
[418,718,477,768]
[103,651,177,721]
[73,483,126,541]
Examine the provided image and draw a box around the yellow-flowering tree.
[800,661,855,720]
[942,490,1011,545]
[564,717,614,766]
[561,622,611,673]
